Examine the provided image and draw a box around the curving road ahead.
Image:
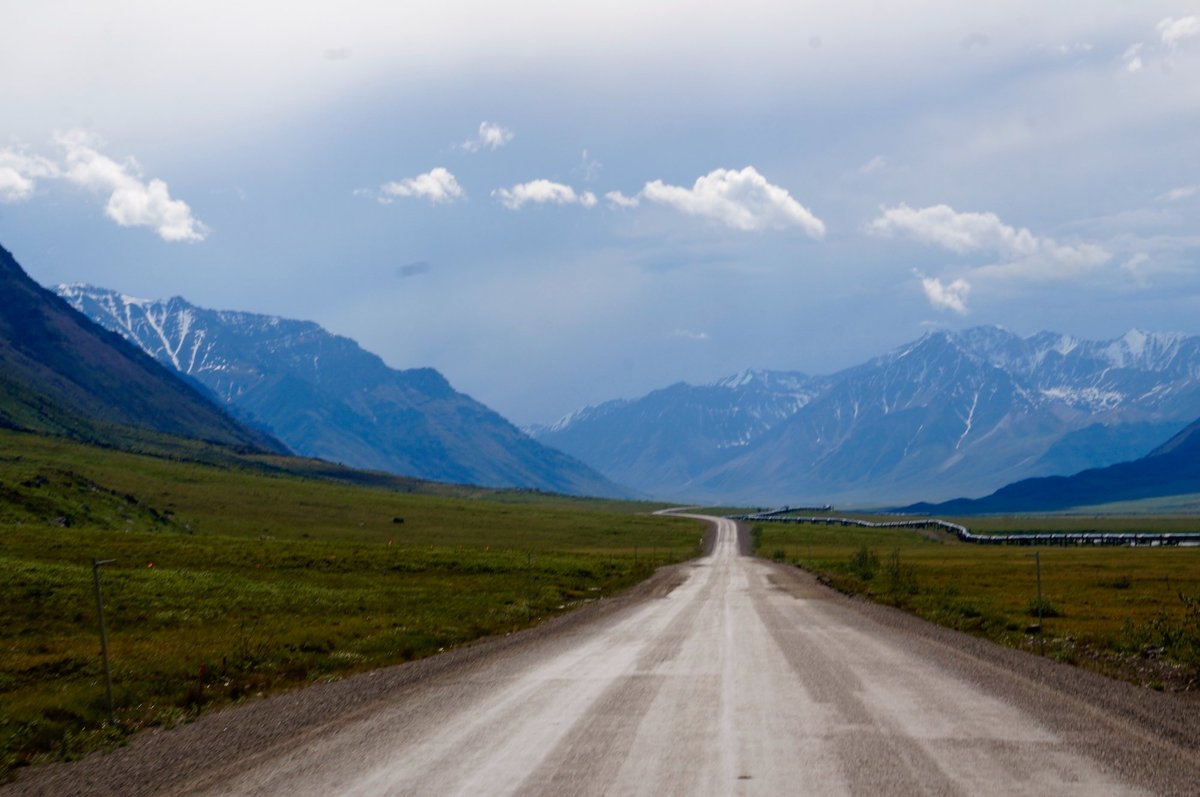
[9,514,1199,795]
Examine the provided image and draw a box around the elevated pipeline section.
[732,511,1200,547]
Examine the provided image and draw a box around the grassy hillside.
[0,430,701,779]
[0,243,283,456]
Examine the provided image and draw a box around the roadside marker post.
[92,558,117,724]
[1027,551,1045,656]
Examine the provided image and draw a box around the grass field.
[0,430,703,779]
[754,517,1200,690]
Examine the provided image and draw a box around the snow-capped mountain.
[529,369,829,496]
[532,326,1200,505]
[0,244,281,455]
[57,284,626,497]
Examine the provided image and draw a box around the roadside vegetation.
[0,430,703,780]
[754,517,1200,691]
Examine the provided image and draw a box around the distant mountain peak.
[532,323,1200,505]
[0,247,282,454]
[710,368,812,392]
[59,283,626,497]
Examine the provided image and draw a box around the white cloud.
[0,149,59,202]
[671,329,710,341]
[0,168,34,203]
[1054,42,1093,55]
[871,203,1038,257]
[1122,42,1145,73]
[1121,252,1151,282]
[873,203,1110,282]
[917,272,970,314]
[55,130,206,242]
[379,167,464,204]
[1158,16,1200,50]
[641,166,825,237]
[1121,17,1197,75]
[858,155,887,175]
[461,121,514,152]
[1158,185,1198,202]
[578,149,601,181]
[492,179,596,210]
[605,190,640,209]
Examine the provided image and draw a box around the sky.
[2,1,1199,426]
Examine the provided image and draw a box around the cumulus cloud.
[379,167,464,204]
[461,121,514,152]
[1158,185,1198,202]
[874,203,1110,286]
[1122,43,1145,73]
[917,272,971,315]
[0,168,33,202]
[858,155,887,175]
[871,203,1039,258]
[1158,16,1200,50]
[1122,17,1197,75]
[641,166,825,237]
[492,179,596,210]
[55,130,207,242]
[1121,253,1152,283]
[0,149,59,202]
[605,190,640,209]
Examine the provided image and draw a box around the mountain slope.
[530,370,825,497]
[907,416,1200,514]
[58,284,625,497]
[534,326,1200,505]
[0,244,282,453]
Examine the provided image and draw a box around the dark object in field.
[393,517,404,524]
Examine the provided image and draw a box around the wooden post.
[1035,551,1044,656]
[92,558,117,723]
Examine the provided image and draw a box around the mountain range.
[532,326,1200,505]
[57,284,624,497]
[0,243,282,455]
[908,415,1200,514]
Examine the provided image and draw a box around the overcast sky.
[2,2,1199,424]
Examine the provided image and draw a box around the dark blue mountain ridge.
[903,415,1200,514]
[0,242,284,454]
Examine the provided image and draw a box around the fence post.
[92,558,117,723]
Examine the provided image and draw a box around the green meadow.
[755,517,1200,687]
[0,430,702,778]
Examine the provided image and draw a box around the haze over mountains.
[58,284,624,497]
[533,326,1200,505]
[13,253,1198,509]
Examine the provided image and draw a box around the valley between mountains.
[4,240,1200,792]
[57,283,1200,507]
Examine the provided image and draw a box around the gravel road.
[7,513,1199,795]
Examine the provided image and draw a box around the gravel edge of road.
[762,556,1200,794]
[6,516,1198,796]
[0,523,712,797]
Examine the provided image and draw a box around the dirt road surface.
[7,514,1199,795]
